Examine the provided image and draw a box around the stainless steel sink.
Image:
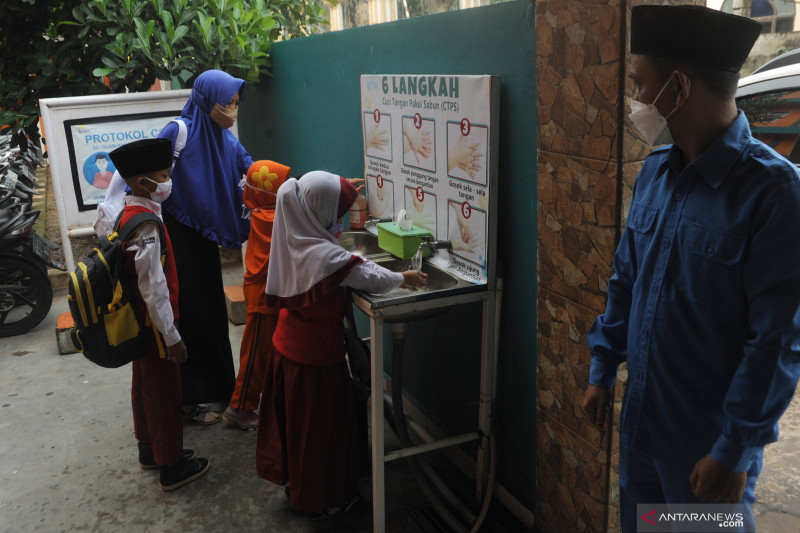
[341,231,484,322]
[338,231,389,260]
[367,259,457,322]
[366,257,481,322]
[372,259,459,292]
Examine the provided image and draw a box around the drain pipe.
[469,267,503,532]
[389,322,470,533]
[469,428,496,533]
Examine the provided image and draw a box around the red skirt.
[256,348,360,512]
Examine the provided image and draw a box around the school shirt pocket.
[680,221,746,314]
[625,201,659,261]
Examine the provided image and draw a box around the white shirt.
[341,259,404,293]
[122,196,181,347]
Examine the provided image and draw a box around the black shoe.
[137,442,196,470]
[159,457,211,492]
[308,494,360,521]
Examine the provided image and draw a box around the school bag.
[68,211,166,368]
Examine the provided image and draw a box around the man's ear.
[673,70,692,108]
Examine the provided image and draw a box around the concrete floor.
[753,392,800,533]
[0,263,524,533]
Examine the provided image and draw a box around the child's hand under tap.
[400,270,428,291]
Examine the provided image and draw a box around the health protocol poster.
[361,74,497,285]
[63,112,179,210]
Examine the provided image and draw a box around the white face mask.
[144,177,173,203]
[629,74,683,147]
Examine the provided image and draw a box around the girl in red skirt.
[256,171,427,519]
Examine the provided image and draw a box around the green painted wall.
[238,0,537,509]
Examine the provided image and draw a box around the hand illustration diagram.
[448,136,483,180]
[370,184,391,218]
[366,124,389,152]
[449,203,483,255]
[406,193,434,230]
[403,126,432,163]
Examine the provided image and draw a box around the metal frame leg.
[370,316,386,533]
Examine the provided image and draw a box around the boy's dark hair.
[650,56,740,100]
[95,153,108,162]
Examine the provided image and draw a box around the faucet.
[410,236,451,271]
[365,216,392,229]
[419,236,452,255]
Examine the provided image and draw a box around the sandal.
[184,405,221,426]
[221,407,258,430]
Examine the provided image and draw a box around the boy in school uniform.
[108,138,210,491]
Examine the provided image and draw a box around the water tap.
[365,216,392,229]
[419,236,452,254]
[410,237,452,271]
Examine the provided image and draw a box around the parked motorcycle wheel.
[0,256,52,337]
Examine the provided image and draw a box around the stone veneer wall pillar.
[533,0,670,530]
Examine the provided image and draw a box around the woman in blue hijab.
[158,70,254,425]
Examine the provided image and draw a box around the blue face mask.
[328,221,343,239]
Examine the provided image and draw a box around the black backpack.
[68,212,166,368]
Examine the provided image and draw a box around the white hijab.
[92,170,127,237]
[266,171,353,298]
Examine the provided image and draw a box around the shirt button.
[706,247,715,257]
[663,239,671,249]
[675,193,683,201]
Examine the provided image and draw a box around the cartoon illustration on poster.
[361,74,494,284]
[85,153,115,189]
[65,113,179,210]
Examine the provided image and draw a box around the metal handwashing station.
[340,229,498,532]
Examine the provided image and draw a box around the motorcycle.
[0,133,65,338]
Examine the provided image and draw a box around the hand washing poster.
[63,112,180,210]
[361,75,496,285]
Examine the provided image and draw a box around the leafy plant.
[0,0,330,147]
[0,0,102,147]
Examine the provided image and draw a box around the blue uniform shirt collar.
[664,111,751,188]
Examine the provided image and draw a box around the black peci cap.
[109,138,173,179]
[630,5,761,73]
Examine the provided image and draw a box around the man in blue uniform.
[582,5,800,532]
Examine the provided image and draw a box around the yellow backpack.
[68,212,165,368]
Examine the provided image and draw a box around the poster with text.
[64,112,179,210]
[361,74,494,284]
